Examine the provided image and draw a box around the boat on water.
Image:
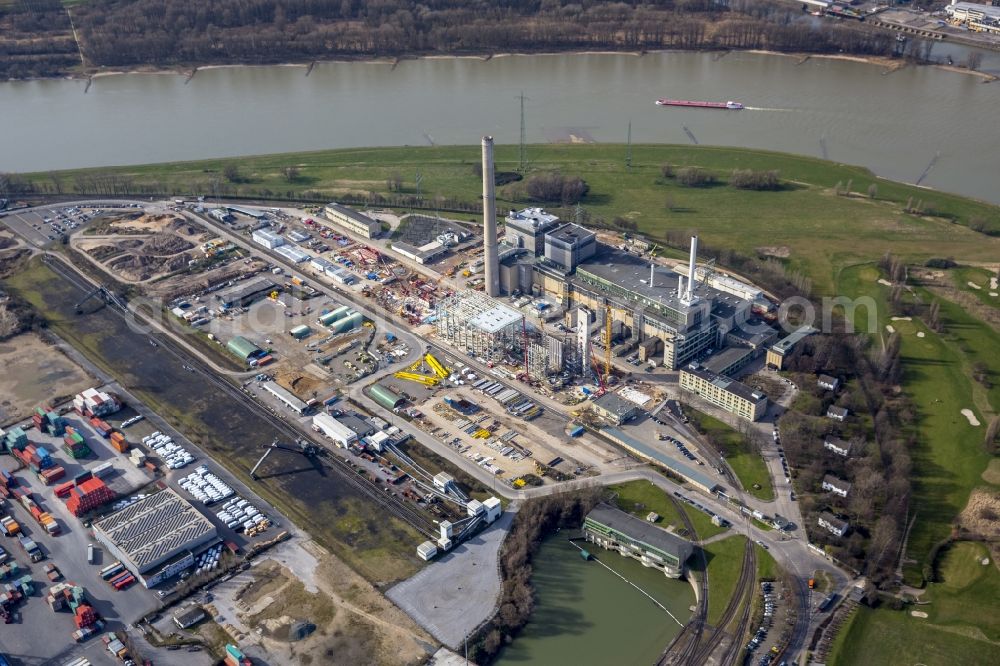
[656,99,744,110]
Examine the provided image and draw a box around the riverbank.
[10,44,992,85]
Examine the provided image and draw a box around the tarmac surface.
[387,510,514,649]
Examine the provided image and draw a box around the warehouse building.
[369,384,405,410]
[591,391,642,425]
[92,488,218,588]
[679,363,768,422]
[392,240,447,265]
[274,244,310,264]
[600,427,721,494]
[261,381,308,414]
[324,202,381,239]
[226,336,265,363]
[216,276,276,308]
[312,412,357,447]
[252,229,285,250]
[583,504,693,578]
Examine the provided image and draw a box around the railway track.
[40,253,438,537]
[684,537,757,666]
[666,494,709,666]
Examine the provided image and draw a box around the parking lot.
[0,203,141,248]
[747,579,793,666]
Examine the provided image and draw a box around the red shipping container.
[54,481,75,497]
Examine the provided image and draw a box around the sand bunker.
[990,292,998,297]
[991,277,998,290]
[891,316,912,321]
[886,325,896,334]
[961,409,981,426]
[968,282,982,290]
[877,278,892,286]
[917,331,925,338]
[910,611,928,618]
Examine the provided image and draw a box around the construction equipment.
[424,351,449,379]
[604,303,613,385]
[250,439,320,480]
[74,285,126,314]
[393,372,440,386]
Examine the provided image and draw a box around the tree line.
[2,0,924,80]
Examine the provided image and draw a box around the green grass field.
[754,544,779,582]
[835,264,999,584]
[687,410,773,501]
[608,480,729,540]
[22,144,1000,295]
[829,542,1000,666]
[701,535,749,626]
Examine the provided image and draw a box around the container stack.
[32,407,66,437]
[73,388,121,418]
[53,481,75,498]
[0,561,20,581]
[224,644,253,666]
[20,493,60,535]
[91,462,114,479]
[109,431,129,454]
[65,478,116,517]
[2,427,27,452]
[0,470,18,500]
[63,427,91,459]
[47,581,86,611]
[13,443,56,473]
[73,618,105,642]
[40,465,66,485]
[88,417,112,438]
[129,449,146,467]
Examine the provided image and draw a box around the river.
[2,50,1000,204]
[494,536,695,666]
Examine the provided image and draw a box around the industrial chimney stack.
[685,235,699,302]
[482,136,500,297]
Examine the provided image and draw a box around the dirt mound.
[84,244,125,261]
[167,218,201,236]
[107,251,192,281]
[959,489,1000,540]
[144,233,193,255]
[118,239,145,250]
[261,616,316,642]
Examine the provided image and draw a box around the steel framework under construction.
[435,291,527,364]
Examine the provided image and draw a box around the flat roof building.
[600,427,721,494]
[505,208,560,255]
[312,412,357,447]
[216,276,276,308]
[393,240,447,265]
[583,504,694,578]
[261,381,308,414]
[252,228,285,250]
[92,489,217,587]
[324,202,380,239]
[591,391,642,425]
[766,325,816,370]
[544,223,597,271]
[703,345,757,377]
[679,363,768,422]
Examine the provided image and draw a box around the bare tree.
[282,166,300,182]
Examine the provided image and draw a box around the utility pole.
[518,91,528,173]
[626,120,633,170]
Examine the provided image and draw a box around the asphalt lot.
[387,510,514,649]
[0,202,128,249]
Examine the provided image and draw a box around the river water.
[494,536,695,666]
[2,50,999,203]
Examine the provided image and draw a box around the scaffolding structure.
[435,291,526,363]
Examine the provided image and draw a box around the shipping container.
[112,575,134,590]
[100,563,125,580]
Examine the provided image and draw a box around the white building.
[484,497,502,523]
[252,229,285,250]
[823,436,853,457]
[324,202,381,239]
[821,475,851,498]
[818,512,849,538]
[312,413,357,448]
[417,541,438,561]
[274,244,310,263]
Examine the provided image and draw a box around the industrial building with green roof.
[583,504,693,578]
[226,336,263,361]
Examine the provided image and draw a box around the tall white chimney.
[686,235,699,301]
[649,264,655,289]
[482,136,500,297]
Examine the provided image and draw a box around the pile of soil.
[959,489,1000,540]
[144,233,194,255]
[85,244,125,261]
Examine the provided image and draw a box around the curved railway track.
[41,254,438,538]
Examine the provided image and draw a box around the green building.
[582,504,693,578]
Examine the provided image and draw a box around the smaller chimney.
[649,264,655,289]
[686,235,699,302]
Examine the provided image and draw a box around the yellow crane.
[604,303,613,385]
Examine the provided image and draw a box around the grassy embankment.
[699,535,750,626]
[687,409,773,501]
[608,480,728,540]
[22,144,1000,295]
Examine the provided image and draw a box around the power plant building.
[583,504,693,578]
[505,208,560,254]
[543,223,597,271]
